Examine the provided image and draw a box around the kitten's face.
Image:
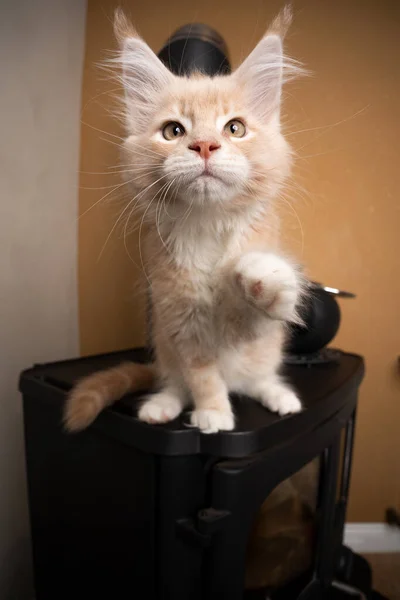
[116,8,297,214]
[124,75,290,207]
[148,77,253,205]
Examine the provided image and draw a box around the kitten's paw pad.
[235,252,298,321]
[190,409,234,434]
[138,393,183,425]
[262,388,302,416]
[64,390,101,432]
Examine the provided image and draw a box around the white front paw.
[191,409,235,434]
[234,252,299,322]
[138,392,183,424]
[262,387,302,416]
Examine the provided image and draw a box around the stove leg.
[314,435,342,588]
[337,409,357,545]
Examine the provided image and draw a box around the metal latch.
[176,508,231,547]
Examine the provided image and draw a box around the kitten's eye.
[162,122,185,140]
[224,119,246,138]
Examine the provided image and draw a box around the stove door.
[202,400,356,600]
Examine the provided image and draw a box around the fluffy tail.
[63,362,156,432]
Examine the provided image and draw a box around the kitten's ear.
[113,9,174,133]
[234,5,297,122]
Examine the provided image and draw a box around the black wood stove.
[20,346,365,600]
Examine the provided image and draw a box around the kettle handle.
[311,282,356,299]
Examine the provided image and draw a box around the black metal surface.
[336,547,373,598]
[288,285,342,355]
[20,348,364,458]
[156,456,206,599]
[283,348,342,366]
[313,438,341,588]
[201,394,358,599]
[336,410,357,550]
[23,391,157,600]
[22,346,364,600]
[158,23,231,76]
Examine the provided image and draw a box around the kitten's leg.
[245,375,302,416]
[186,364,234,434]
[234,252,302,323]
[138,383,187,425]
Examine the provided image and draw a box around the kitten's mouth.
[197,168,223,182]
[185,166,230,196]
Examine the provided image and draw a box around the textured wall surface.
[0,1,86,597]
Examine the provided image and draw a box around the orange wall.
[79,0,400,521]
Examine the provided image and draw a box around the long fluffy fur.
[64,6,307,434]
[64,362,155,431]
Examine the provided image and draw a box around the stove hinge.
[176,508,231,547]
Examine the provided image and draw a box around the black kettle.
[158,23,231,76]
[287,283,355,355]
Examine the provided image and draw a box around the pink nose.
[189,140,221,160]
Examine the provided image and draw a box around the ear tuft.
[268,4,293,39]
[113,8,138,46]
[234,5,303,122]
[111,9,174,134]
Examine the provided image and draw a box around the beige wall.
[79,0,400,522]
[0,1,86,597]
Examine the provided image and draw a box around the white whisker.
[78,169,164,219]
[155,178,176,251]
[123,180,171,268]
[81,120,125,141]
[97,173,170,261]
[99,136,124,149]
[287,104,370,138]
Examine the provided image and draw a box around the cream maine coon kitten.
[64,7,307,434]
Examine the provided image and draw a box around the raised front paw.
[234,252,300,322]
